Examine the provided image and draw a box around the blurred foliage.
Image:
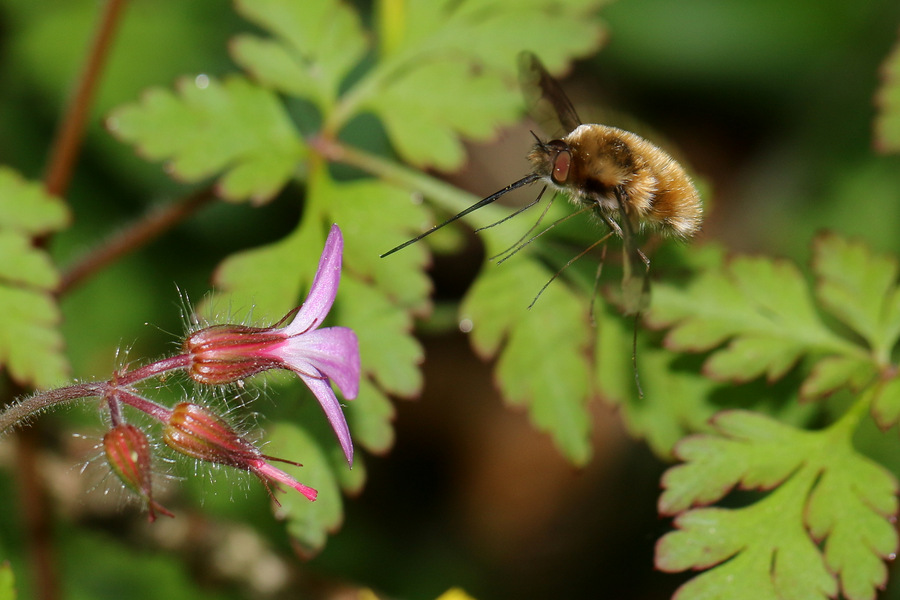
[0,0,899,599]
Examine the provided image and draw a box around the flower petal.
[300,373,354,466]
[284,224,343,335]
[276,326,360,399]
[251,459,318,501]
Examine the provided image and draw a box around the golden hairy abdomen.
[565,124,703,239]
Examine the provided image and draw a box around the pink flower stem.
[0,354,192,436]
[113,354,192,386]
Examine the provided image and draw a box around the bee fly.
[381,52,702,318]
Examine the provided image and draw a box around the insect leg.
[527,230,614,309]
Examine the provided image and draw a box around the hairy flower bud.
[184,324,285,386]
[103,424,173,522]
[164,402,317,502]
[164,402,259,467]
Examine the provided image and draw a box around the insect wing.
[518,52,582,137]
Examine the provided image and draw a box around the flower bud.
[163,402,259,466]
[103,424,173,522]
[164,402,317,502]
[184,324,285,386]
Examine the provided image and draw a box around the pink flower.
[184,224,360,465]
[164,402,318,502]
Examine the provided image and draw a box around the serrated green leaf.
[813,233,900,361]
[340,275,423,399]
[208,219,320,322]
[0,168,70,389]
[874,33,900,152]
[232,0,367,109]
[871,377,900,430]
[594,308,718,459]
[806,450,898,600]
[346,377,395,455]
[363,60,521,170]
[108,75,305,203]
[800,355,876,402]
[0,288,68,389]
[329,178,432,314]
[264,422,344,558]
[650,255,857,385]
[0,168,70,234]
[461,256,593,464]
[388,0,609,74]
[351,0,609,170]
[0,232,58,289]
[659,411,804,516]
[658,410,898,600]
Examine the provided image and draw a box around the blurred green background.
[1,0,900,599]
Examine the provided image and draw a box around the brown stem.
[27,3,126,599]
[43,0,127,197]
[15,426,58,600]
[58,187,217,294]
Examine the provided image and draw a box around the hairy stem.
[27,1,128,597]
[0,383,105,436]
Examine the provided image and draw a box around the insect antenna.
[379,173,541,258]
[475,185,547,233]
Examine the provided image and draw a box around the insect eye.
[553,150,571,184]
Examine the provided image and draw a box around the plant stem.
[318,138,528,252]
[43,0,127,197]
[0,383,105,436]
[58,187,217,294]
[26,1,127,597]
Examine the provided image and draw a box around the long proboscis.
[380,173,541,258]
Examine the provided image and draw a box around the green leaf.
[356,0,610,170]
[800,355,876,402]
[461,255,593,465]
[657,410,898,600]
[207,219,320,323]
[871,377,900,430]
[812,233,900,361]
[806,448,898,600]
[231,0,367,110]
[874,33,900,152]
[362,60,521,170]
[108,75,305,203]
[594,306,718,458]
[329,178,432,314]
[346,378,396,455]
[341,275,424,400]
[265,422,345,558]
[386,0,609,74]
[0,168,70,389]
[649,254,857,384]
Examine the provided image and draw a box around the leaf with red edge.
[812,233,900,363]
[657,410,898,600]
[800,355,876,402]
[108,75,305,204]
